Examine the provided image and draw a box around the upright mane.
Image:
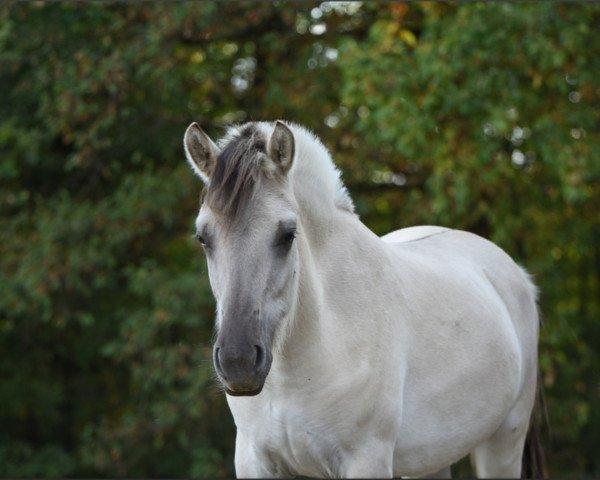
[205,124,266,219]
[205,121,354,218]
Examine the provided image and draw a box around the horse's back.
[381,225,451,243]
[382,226,536,304]
[383,226,538,352]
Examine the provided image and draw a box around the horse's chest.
[264,426,341,477]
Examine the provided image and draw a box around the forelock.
[205,124,267,219]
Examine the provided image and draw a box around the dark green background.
[1,3,598,477]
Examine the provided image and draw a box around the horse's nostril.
[254,345,264,370]
[214,347,223,374]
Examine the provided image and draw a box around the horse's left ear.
[268,121,295,176]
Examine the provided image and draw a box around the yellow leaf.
[399,29,417,47]
[190,51,205,64]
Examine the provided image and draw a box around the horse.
[183,120,541,478]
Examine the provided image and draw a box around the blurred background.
[1,2,598,477]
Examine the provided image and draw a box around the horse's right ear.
[183,122,219,184]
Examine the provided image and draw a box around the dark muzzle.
[213,341,272,396]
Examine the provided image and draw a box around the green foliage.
[0,2,598,477]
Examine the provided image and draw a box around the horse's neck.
[270,140,401,380]
[272,207,397,383]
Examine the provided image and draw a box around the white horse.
[183,120,541,478]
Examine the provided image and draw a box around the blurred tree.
[0,2,598,477]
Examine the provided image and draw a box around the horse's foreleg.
[339,438,394,478]
[419,465,452,478]
[234,433,285,479]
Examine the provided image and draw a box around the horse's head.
[184,121,299,396]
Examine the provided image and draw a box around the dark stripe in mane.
[205,124,267,219]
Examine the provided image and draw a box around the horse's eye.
[195,233,207,247]
[279,229,296,247]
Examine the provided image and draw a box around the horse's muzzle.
[213,343,272,396]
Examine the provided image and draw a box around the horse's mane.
[205,124,266,219]
[205,121,354,219]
